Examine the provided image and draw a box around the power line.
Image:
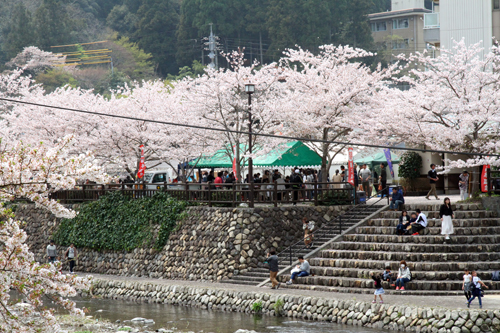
[0,97,498,158]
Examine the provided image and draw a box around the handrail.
[276,185,391,266]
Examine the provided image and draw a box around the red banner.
[481,165,490,192]
[232,145,238,181]
[137,145,146,179]
[348,148,354,186]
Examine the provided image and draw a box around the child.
[383,266,395,287]
[468,271,489,309]
[462,269,472,304]
[371,272,384,304]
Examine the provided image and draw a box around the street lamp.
[245,83,255,208]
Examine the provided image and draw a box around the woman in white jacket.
[395,260,411,291]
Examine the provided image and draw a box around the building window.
[494,0,500,10]
[371,21,387,32]
[392,39,410,49]
[393,18,409,29]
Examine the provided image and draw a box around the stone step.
[276,275,500,291]
[271,283,500,296]
[342,234,500,244]
[222,280,257,286]
[328,241,500,253]
[380,210,495,219]
[302,265,500,281]
[355,226,500,236]
[230,275,267,282]
[367,218,500,228]
[317,249,500,263]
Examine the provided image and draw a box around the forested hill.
[0,0,390,77]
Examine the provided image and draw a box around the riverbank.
[89,274,500,333]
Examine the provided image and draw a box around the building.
[370,0,500,63]
[368,1,432,63]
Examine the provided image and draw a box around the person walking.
[371,272,384,304]
[459,171,469,201]
[64,243,77,274]
[468,271,489,309]
[425,164,440,200]
[266,250,280,289]
[302,217,315,248]
[291,169,303,205]
[395,260,411,291]
[463,269,472,304]
[439,197,454,241]
[359,164,372,198]
[379,163,388,197]
[46,240,58,264]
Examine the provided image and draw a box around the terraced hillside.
[278,203,500,296]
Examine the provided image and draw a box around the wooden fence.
[49,181,358,207]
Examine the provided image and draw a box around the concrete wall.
[17,204,348,281]
[392,0,425,11]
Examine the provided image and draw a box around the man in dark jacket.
[379,163,388,197]
[425,164,440,200]
[292,169,303,206]
[389,188,404,211]
[266,250,280,289]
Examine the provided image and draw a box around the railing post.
[163,181,167,192]
[387,186,390,205]
[232,183,236,207]
[289,245,292,267]
[185,182,189,201]
[82,184,86,202]
[273,181,278,207]
[250,181,255,208]
[339,215,342,235]
[314,179,318,206]
[208,182,212,207]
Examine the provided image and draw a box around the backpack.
[492,271,500,281]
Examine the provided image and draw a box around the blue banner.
[383,149,395,178]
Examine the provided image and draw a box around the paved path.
[367,194,463,205]
[87,273,500,311]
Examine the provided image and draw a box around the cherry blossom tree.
[0,135,107,332]
[278,45,397,182]
[5,46,63,76]
[171,51,288,180]
[369,40,500,194]
[0,78,206,180]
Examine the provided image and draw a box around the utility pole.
[259,32,264,65]
[203,23,220,69]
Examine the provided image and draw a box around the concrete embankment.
[91,277,500,333]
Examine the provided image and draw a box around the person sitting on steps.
[396,210,411,235]
[389,187,404,211]
[286,256,310,285]
[395,260,411,291]
[410,209,427,235]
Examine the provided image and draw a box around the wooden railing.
[49,181,358,207]
[488,169,500,195]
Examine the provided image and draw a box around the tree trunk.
[471,165,481,198]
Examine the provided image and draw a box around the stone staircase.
[275,203,500,295]
[225,204,384,286]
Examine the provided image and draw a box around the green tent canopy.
[353,151,400,166]
[189,141,322,168]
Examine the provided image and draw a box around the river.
[75,296,385,333]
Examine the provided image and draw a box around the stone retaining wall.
[16,204,348,281]
[91,278,500,333]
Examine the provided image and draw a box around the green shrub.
[251,301,263,314]
[273,298,284,316]
[398,152,423,191]
[53,191,187,251]
[318,190,351,206]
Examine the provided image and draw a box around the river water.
[75,297,385,333]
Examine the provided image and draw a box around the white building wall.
[392,0,425,10]
[439,0,493,51]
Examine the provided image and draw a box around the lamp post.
[245,83,255,208]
